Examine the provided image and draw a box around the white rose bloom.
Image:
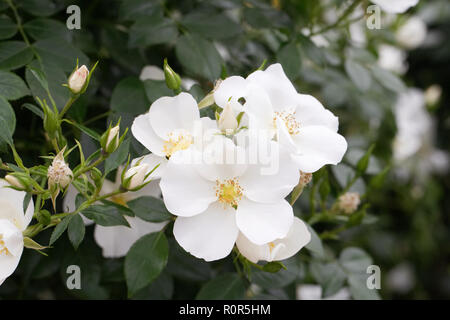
[236,217,310,263]
[296,284,351,300]
[131,92,218,179]
[160,137,301,261]
[214,63,347,173]
[377,44,408,74]
[0,179,34,285]
[63,168,166,258]
[371,0,419,14]
[396,16,427,49]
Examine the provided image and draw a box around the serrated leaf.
[127,196,172,223]
[0,70,29,100]
[81,204,130,227]
[196,273,245,300]
[0,41,33,70]
[67,214,86,250]
[49,215,73,245]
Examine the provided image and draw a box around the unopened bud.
[68,65,89,94]
[218,102,238,133]
[163,58,181,91]
[337,192,361,214]
[5,173,28,191]
[101,125,120,154]
[48,147,73,189]
[122,163,149,190]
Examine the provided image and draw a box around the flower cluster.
[131,64,348,262]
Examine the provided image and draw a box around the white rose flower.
[371,0,419,14]
[160,137,300,261]
[396,16,427,49]
[236,217,310,263]
[377,44,408,74]
[0,179,34,285]
[214,63,347,173]
[131,92,219,179]
[63,168,166,258]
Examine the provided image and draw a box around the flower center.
[163,131,193,158]
[215,178,243,209]
[0,236,11,256]
[274,111,300,135]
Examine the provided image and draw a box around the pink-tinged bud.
[123,163,150,190]
[337,192,361,214]
[68,65,89,93]
[47,148,73,189]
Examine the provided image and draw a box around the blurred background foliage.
[0,0,448,299]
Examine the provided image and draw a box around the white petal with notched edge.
[236,198,293,245]
[295,94,339,132]
[131,113,166,157]
[94,216,167,258]
[290,126,348,173]
[160,149,217,217]
[236,217,310,263]
[149,93,200,140]
[173,202,239,261]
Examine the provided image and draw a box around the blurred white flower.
[215,63,347,173]
[396,16,427,49]
[424,84,442,106]
[337,192,361,214]
[0,179,34,285]
[63,168,166,258]
[296,284,351,300]
[377,44,408,74]
[160,137,300,261]
[236,217,310,263]
[386,262,415,294]
[393,88,449,179]
[371,0,419,14]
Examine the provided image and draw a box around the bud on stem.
[163,58,181,91]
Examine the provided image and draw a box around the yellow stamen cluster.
[0,236,11,256]
[163,132,193,158]
[274,111,300,135]
[215,178,243,209]
[268,242,276,252]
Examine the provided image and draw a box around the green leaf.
[262,261,286,273]
[0,15,18,40]
[339,247,373,274]
[175,34,223,81]
[81,204,130,227]
[304,224,325,258]
[348,274,381,300]
[118,0,163,21]
[104,137,130,174]
[22,103,44,119]
[345,60,372,92]
[310,261,347,297]
[127,196,172,222]
[252,258,301,289]
[49,215,73,246]
[196,273,245,300]
[23,18,70,41]
[371,65,406,93]
[0,71,29,100]
[18,0,63,17]
[34,38,89,72]
[0,96,16,145]
[243,6,291,29]
[66,120,101,141]
[277,41,301,81]
[0,41,33,70]
[142,79,173,102]
[110,77,150,115]
[181,12,241,40]
[67,214,86,250]
[125,232,169,297]
[128,15,178,48]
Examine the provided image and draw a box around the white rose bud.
[396,16,427,50]
[105,125,120,153]
[5,174,26,190]
[68,65,89,94]
[123,163,149,190]
[218,102,238,134]
[47,148,73,189]
[337,192,361,214]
